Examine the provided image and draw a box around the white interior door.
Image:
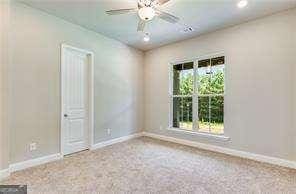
[61,45,90,155]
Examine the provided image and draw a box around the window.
[172,62,194,131]
[170,55,225,135]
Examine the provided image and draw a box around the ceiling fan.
[106,0,180,32]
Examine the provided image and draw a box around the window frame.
[168,53,226,136]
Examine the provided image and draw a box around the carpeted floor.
[2,137,296,193]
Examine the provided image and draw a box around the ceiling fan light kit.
[237,0,248,8]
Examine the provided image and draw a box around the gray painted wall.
[0,0,10,170]
[293,18,296,161]
[8,2,144,164]
[144,8,296,161]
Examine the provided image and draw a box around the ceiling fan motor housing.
[138,6,156,21]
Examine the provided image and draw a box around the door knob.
[64,114,68,117]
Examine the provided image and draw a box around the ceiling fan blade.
[155,9,180,24]
[137,19,146,32]
[157,0,171,5]
[106,8,137,15]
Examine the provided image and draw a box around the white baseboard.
[91,132,143,150]
[142,132,296,169]
[9,153,63,173]
[3,131,295,181]
[3,133,142,178]
[0,168,10,181]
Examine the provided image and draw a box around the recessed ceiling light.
[143,33,150,42]
[237,0,248,8]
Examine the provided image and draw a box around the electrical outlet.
[159,125,163,130]
[107,129,111,135]
[29,142,37,151]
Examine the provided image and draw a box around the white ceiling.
[20,0,296,51]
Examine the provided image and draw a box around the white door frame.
[60,43,94,155]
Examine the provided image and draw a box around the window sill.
[167,127,230,142]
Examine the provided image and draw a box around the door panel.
[68,119,84,143]
[62,46,89,155]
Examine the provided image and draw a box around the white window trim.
[168,127,230,141]
[168,52,229,140]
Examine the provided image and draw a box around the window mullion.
[208,58,212,133]
[192,60,198,131]
[209,96,212,133]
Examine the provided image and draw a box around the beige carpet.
[1,137,296,193]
